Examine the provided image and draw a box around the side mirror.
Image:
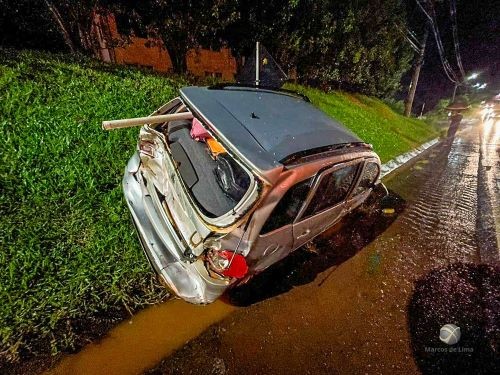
[370,182,388,196]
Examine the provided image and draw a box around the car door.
[250,178,313,272]
[292,161,361,249]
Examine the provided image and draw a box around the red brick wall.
[187,48,237,81]
[95,13,236,79]
[114,37,173,72]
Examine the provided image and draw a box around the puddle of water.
[46,299,236,375]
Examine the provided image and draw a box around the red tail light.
[207,250,248,279]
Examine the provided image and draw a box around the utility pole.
[404,25,429,117]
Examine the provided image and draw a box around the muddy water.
[46,300,235,375]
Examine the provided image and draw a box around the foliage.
[1,0,414,95]
[384,99,406,116]
[44,0,100,52]
[301,0,412,96]
[222,0,412,96]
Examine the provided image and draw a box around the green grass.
[0,49,181,359]
[286,84,439,162]
[0,50,438,360]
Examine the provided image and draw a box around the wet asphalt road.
[149,118,499,375]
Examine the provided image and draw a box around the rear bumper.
[122,152,229,304]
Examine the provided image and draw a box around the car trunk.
[138,114,259,256]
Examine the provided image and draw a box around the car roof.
[180,86,362,171]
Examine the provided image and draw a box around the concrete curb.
[380,138,440,178]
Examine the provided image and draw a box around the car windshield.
[158,117,254,218]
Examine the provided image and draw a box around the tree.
[1,0,415,97]
[113,0,238,74]
[43,0,101,53]
[288,0,413,96]
[220,0,300,74]
[222,0,413,96]
[43,0,76,52]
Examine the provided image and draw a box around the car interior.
[157,119,251,218]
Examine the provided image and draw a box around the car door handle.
[296,229,311,239]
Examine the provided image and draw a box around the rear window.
[353,162,379,196]
[160,118,254,218]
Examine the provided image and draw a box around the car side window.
[353,162,379,196]
[302,164,358,218]
[260,178,313,234]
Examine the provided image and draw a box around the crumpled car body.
[121,86,381,304]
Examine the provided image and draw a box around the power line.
[404,25,421,45]
[426,0,460,82]
[429,2,460,82]
[395,23,421,53]
[415,0,460,84]
[449,0,466,79]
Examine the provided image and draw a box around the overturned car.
[103,85,382,304]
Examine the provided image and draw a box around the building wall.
[114,37,172,72]
[187,48,237,81]
[93,12,236,79]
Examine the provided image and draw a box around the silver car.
[115,85,381,304]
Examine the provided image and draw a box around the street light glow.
[467,73,479,80]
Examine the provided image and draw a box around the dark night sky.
[406,0,499,111]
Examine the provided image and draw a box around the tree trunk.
[44,0,75,53]
[168,46,188,74]
[77,21,93,53]
[235,55,245,76]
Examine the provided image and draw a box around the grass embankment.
[0,50,178,359]
[0,50,438,361]
[287,84,439,162]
